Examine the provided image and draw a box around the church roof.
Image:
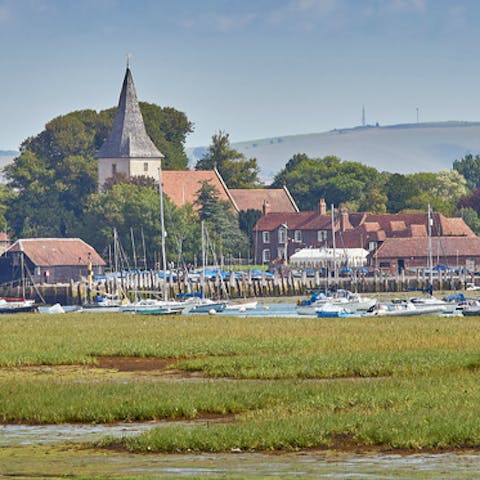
[96,67,163,159]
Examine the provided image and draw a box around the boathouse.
[0,238,106,285]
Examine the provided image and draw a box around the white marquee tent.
[289,248,369,268]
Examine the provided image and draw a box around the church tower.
[96,66,163,190]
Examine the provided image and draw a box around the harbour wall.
[0,270,475,305]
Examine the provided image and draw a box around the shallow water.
[2,423,480,478]
[0,421,197,446]
[223,302,302,317]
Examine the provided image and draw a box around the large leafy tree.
[453,153,480,190]
[272,154,382,211]
[385,171,467,215]
[4,104,192,239]
[139,103,193,170]
[81,182,200,268]
[195,131,260,188]
[458,207,480,235]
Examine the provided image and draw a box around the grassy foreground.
[1,311,480,453]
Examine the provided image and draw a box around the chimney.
[340,205,349,232]
[262,200,271,216]
[319,198,327,215]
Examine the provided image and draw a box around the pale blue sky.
[1,0,479,150]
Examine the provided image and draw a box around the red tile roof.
[229,187,299,213]
[439,216,475,236]
[409,224,427,237]
[254,212,318,231]
[161,170,236,210]
[375,236,480,259]
[6,238,106,266]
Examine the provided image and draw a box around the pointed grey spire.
[96,67,163,158]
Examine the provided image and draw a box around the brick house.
[374,236,480,274]
[253,200,478,268]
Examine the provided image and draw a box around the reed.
[97,371,480,452]
[2,312,480,452]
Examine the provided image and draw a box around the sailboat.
[120,167,186,315]
[181,222,227,314]
[82,228,128,312]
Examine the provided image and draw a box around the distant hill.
[187,122,480,183]
[0,150,18,157]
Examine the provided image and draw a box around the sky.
[1,0,480,151]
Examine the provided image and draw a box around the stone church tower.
[96,66,163,190]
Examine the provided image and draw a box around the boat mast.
[158,167,168,301]
[130,228,138,271]
[331,204,338,286]
[428,204,434,287]
[201,220,206,300]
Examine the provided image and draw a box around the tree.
[385,171,467,215]
[81,182,200,268]
[458,188,480,214]
[194,181,249,261]
[139,103,193,170]
[4,104,193,239]
[459,207,480,235]
[195,131,260,188]
[239,209,262,248]
[272,154,382,211]
[359,187,388,214]
[453,154,480,190]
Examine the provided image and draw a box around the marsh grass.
[3,312,480,452]
[97,371,480,452]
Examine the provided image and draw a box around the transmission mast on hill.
[362,105,366,127]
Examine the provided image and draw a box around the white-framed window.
[368,241,377,251]
[112,163,117,175]
[294,230,302,242]
[262,231,270,243]
[317,230,328,241]
[262,249,271,263]
[278,227,287,244]
[143,162,149,172]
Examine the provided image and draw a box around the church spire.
[96,66,163,159]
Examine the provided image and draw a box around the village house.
[253,200,479,272]
[0,238,106,285]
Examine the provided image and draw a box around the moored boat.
[297,289,376,316]
[0,297,37,314]
[316,303,351,318]
[365,300,445,317]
